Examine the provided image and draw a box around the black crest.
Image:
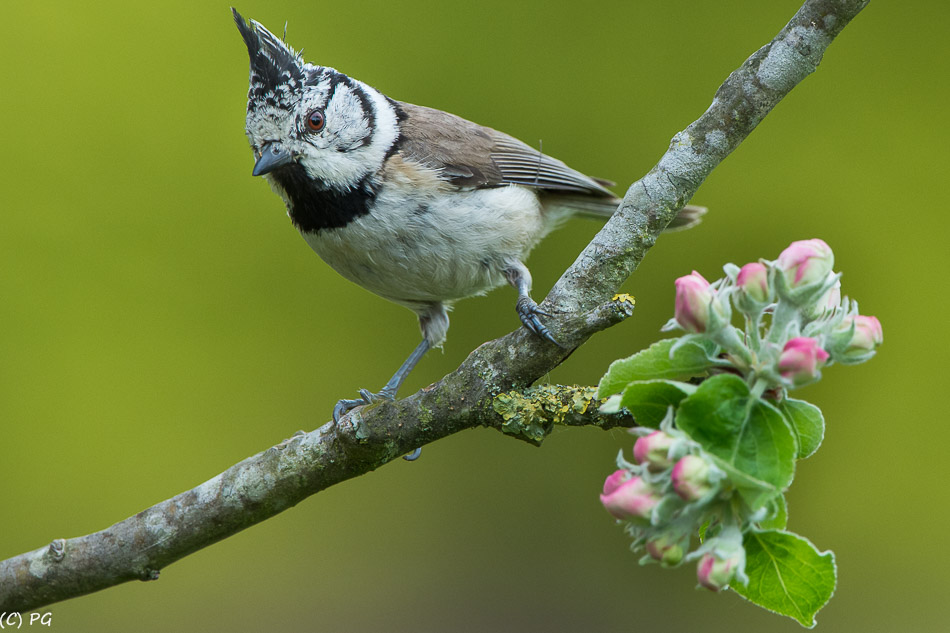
[232,8,304,107]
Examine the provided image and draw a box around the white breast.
[302,183,547,313]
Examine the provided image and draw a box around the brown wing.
[394,101,615,197]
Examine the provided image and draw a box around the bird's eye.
[305,109,326,132]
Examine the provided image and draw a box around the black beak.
[252,142,293,176]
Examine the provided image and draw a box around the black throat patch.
[271,163,374,233]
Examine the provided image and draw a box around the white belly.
[302,184,546,312]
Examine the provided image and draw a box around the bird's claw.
[332,390,423,462]
[516,297,560,346]
[332,397,363,423]
[332,389,394,423]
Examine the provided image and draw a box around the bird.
[232,10,703,449]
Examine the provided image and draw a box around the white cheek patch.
[324,85,372,150]
[297,79,399,189]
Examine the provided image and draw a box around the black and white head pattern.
[233,9,399,192]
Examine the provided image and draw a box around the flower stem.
[767,301,799,344]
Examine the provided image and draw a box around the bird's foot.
[332,388,393,423]
[516,296,561,346]
[332,389,422,462]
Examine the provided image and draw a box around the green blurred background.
[1,1,946,630]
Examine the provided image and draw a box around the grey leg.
[377,338,431,399]
[333,338,432,462]
[504,261,559,345]
[333,338,431,422]
[333,304,447,461]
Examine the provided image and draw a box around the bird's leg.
[332,338,431,423]
[333,304,444,461]
[504,261,559,345]
[377,338,432,399]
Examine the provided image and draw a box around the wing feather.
[394,101,615,198]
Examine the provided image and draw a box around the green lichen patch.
[493,385,602,444]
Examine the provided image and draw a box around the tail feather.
[665,204,707,231]
[549,194,707,232]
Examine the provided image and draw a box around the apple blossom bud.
[842,315,883,352]
[599,476,661,523]
[674,271,724,333]
[802,279,842,319]
[736,262,769,303]
[777,239,834,289]
[602,469,629,496]
[818,280,841,311]
[831,314,883,362]
[633,431,675,471]
[777,337,829,385]
[671,455,714,501]
[646,534,686,567]
[697,552,740,592]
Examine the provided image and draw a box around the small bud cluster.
[599,422,747,590]
[599,239,883,597]
[666,239,882,389]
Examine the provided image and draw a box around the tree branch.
[0,0,869,612]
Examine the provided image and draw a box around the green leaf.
[733,530,836,628]
[618,380,694,426]
[707,453,780,511]
[778,398,825,459]
[597,338,718,398]
[676,374,796,504]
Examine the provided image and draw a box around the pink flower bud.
[674,271,723,333]
[646,535,686,567]
[671,455,714,501]
[697,552,739,592]
[602,469,629,496]
[777,239,834,288]
[736,263,769,303]
[818,280,842,311]
[839,315,883,355]
[777,337,830,385]
[599,476,661,523]
[633,431,675,471]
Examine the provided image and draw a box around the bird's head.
[232,9,398,191]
